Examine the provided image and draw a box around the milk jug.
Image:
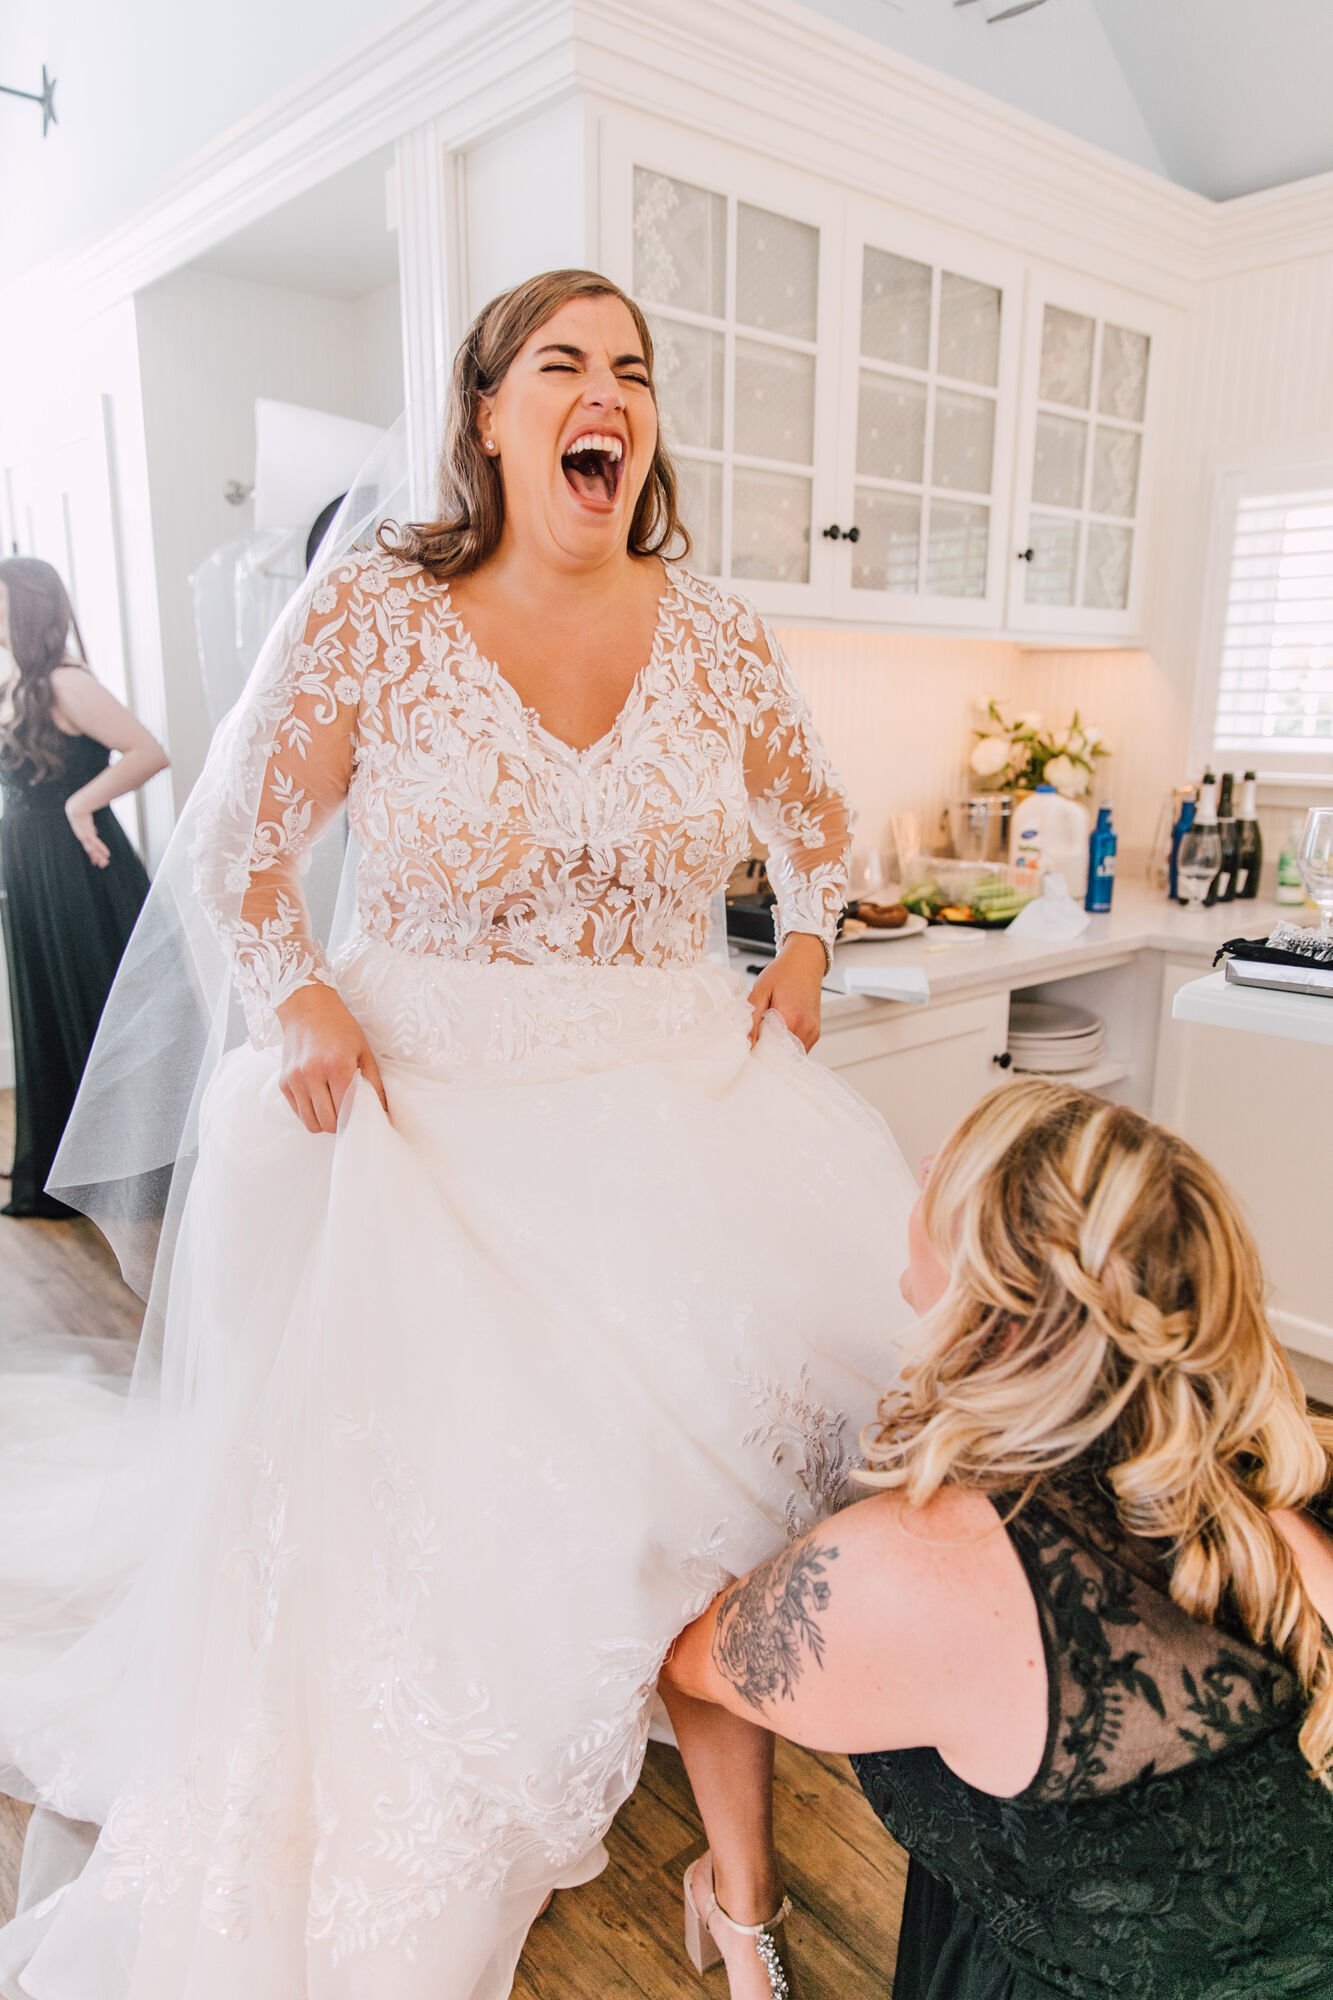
[1007,784,1090,897]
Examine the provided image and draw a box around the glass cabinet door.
[1010,282,1164,637]
[620,157,836,612]
[829,210,1021,628]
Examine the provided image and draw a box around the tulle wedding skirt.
[0,946,918,1998]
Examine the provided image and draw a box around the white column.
[392,121,465,520]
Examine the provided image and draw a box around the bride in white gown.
[0,269,918,1999]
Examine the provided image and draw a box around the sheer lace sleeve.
[194,566,365,1049]
[736,607,853,956]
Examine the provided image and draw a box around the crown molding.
[18,0,1333,329]
[1202,169,1333,282]
[571,0,1210,303]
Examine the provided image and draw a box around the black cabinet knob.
[1017,547,1035,562]
[822,524,861,543]
[992,1051,1014,1069]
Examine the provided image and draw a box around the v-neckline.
[442,561,680,763]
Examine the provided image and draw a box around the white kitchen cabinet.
[829,202,1024,631]
[814,991,1011,1176]
[1151,956,1208,1129]
[1006,272,1169,642]
[602,114,1169,644]
[605,127,845,620]
[1157,996,1333,1387]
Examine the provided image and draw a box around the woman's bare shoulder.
[48,663,96,732]
[665,1484,1041,1760]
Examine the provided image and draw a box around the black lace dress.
[0,733,149,1216]
[853,1479,1333,1999]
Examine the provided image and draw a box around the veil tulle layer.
[49,415,413,1371]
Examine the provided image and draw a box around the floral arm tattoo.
[710,1540,839,1711]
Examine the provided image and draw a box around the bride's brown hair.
[862,1077,1333,1786]
[0,557,93,787]
[378,269,691,579]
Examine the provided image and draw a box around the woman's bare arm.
[50,666,169,810]
[664,1488,1047,1793]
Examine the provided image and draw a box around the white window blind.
[1212,479,1333,765]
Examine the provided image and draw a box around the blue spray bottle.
[1084,804,1117,913]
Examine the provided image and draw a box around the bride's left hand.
[747,934,828,1051]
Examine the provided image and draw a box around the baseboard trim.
[1273,1307,1333,1369]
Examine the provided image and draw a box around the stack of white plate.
[1007,1000,1105,1075]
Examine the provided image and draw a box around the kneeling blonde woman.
[665,1079,1333,2000]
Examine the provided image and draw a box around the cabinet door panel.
[601,119,842,618]
[1009,275,1173,641]
[815,994,1010,1174]
[831,202,1023,631]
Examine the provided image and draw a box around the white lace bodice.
[200,549,852,1046]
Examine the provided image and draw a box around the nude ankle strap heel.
[683,1856,723,1972]
[682,1854,794,1994]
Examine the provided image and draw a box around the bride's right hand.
[274,985,390,1132]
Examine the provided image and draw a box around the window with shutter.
[1207,469,1333,779]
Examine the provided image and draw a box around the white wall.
[1152,241,1333,869]
[772,627,1022,869]
[1157,245,1333,733]
[773,627,1173,884]
[134,266,404,801]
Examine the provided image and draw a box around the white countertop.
[729,884,1305,1022]
[1173,968,1333,1047]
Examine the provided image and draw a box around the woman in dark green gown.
[0,558,167,1217]
[664,1079,1333,2000]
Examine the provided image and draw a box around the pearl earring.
[484,439,497,454]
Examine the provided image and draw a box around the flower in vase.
[969,735,1012,780]
[1043,753,1088,798]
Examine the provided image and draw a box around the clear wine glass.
[1297,807,1333,938]
[1177,824,1222,911]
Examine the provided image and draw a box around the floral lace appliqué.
[738,1364,856,1539]
[194,552,852,1046]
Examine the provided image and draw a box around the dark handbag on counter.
[1214,931,1333,999]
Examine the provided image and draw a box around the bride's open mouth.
[560,438,625,510]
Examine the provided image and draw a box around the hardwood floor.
[0,1091,141,1362]
[512,1737,904,1998]
[0,1085,905,1991]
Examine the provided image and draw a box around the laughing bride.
[0,269,918,2000]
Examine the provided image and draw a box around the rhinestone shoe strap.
[700,1878,794,2000]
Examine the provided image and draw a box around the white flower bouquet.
[969,699,1109,800]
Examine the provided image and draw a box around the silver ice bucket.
[945,794,1014,862]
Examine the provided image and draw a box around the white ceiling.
[190,146,400,297]
[807,0,1333,200]
[1087,0,1333,200]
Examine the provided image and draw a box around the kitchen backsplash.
[772,626,1188,876]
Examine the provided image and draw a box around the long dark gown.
[853,1475,1333,2000]
[0,732,149,1216]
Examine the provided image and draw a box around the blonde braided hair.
[862,1077,1333,1786]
